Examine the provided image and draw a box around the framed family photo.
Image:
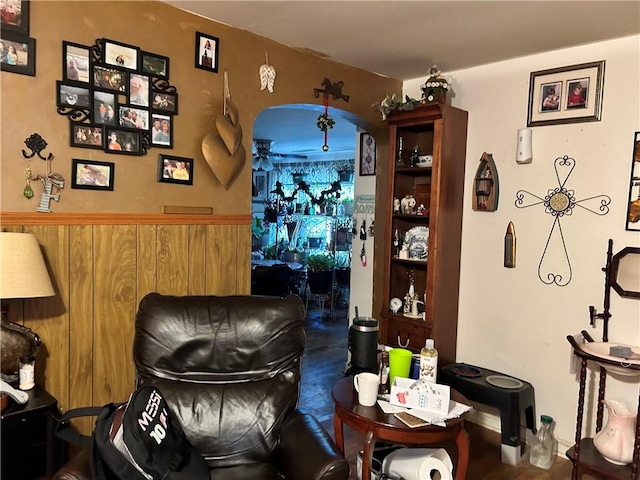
[57,81,91,109]
[1,0,29,35]
[625,131,640,232]
[105,128,141,155]
[71,159,114,191]
[63,41,90,84]
[70,123,104,149]
[194,32,219,73]
[93,64,128,93]
[142,51,169,79]
[103,38,139,71]
[158,154,193,185]
[359,132,376,176]
[0,30,35,76]
[150,113,172,147]
[527,60,605,127]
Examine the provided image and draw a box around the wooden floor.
[298,302,608,480]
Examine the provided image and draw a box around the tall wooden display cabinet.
[379,103,468,366]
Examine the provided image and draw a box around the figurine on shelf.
[399,244,409,259]
[410,146,420,167]
[393,228,401,257]
[417,204,427,215]
[393,197,401,214]
[401,195,416,214]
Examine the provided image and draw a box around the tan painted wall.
[0,1,400,430]
[1,0,399,214]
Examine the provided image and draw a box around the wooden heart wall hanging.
[202,70,245,188]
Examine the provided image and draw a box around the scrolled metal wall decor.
[515,155,611,286]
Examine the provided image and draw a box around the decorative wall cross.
[515,155,611,286]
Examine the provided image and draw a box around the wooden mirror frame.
[610,246,640,299]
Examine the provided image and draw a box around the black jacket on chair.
[53,293,349,480]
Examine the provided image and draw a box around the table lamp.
[0,232,55,382]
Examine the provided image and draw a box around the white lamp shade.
[0,232,55,299]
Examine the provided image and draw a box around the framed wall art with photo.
[158,154,194,185]
[527,60,605,127]
[359,132,376,176]
[71,159,114,191]
[0,30,35,76]
[194,32,219,73]
[625,131,640,231]
[1,0,29,35]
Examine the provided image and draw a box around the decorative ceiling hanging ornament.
[317,95,334,152]
[313,77,349,152]
[201,70,246,188]
[259,53,276,93]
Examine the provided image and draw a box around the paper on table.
[378,399,472,427]
[407,400,473,427]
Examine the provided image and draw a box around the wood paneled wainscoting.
[1,212,252,435]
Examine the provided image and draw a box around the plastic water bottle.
[529,415,558,469]
[419,339,438,383]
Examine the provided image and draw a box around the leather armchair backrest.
[133,293,306,467]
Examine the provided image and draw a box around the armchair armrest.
[278,410,350,480]
[51,448,91,480]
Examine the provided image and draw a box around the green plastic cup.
[388,348,413,387]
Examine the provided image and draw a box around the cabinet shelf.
[380,103,468,365]
[391,257,427,268]
[567,440,634,480]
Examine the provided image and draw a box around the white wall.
[404,35,640,452]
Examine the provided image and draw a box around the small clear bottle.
[419,339,438,383]
[19,354,36,390]
[529,415,558,469]
[378,351,390,395]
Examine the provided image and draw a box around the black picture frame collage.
[58,37,179,157]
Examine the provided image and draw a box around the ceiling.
[166,1,640,160]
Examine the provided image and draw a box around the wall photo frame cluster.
[57,38,179,156]
[0,0,35,76]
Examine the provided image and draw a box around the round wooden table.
[332,376,470,480]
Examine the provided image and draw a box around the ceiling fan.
[252,139,307,172]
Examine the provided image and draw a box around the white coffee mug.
[353,372,379,406]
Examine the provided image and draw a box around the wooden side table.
[1,386,66,479]
[332,376,470,480]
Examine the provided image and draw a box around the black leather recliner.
[53,293,349,480]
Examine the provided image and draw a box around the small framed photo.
[63,41,90,84]
[92,64,128,93]
[625,131,640,232]
[105,128,141,155]
[0,31,35,76]
[194,32,219,73]
[118,105,149,130]
[70,123,104,149]
[158,154,193,185]
[359,132,376,176]
[141,51,169,79]
[151,90,178,114]
[102,38,139,71]
[92,90,117,126]
[527,60,605,127]
[1,0,29,35]
[150,113,172,147]
[57,81,91,109]
[71,159,114,191]
[129,73,150,107]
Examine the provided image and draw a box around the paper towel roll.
[382,447,453,480]
[516,128,533,164]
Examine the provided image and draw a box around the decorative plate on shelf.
[404,226,429,260]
